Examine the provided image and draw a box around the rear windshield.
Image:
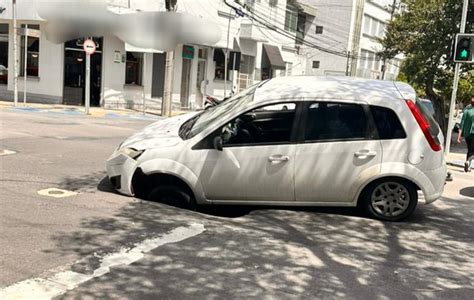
[415,98,440,137]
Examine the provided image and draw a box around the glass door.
[63,50,85,105]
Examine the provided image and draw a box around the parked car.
[107,76,447,221]
[0,65,8,84]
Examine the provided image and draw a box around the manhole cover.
[0,149,17,156]
[38,188,78,198]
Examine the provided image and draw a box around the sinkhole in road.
[37,188,78,198]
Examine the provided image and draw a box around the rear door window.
[370,106,407,139]
[304,102,371,142]
[415,98,441,138]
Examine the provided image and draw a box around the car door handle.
[268,155,290,163]
[354,150,377,159]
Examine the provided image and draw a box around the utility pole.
[350,0,364,77]
[23,24,27,106]
[162,0,177,117]
[12,0,18,107]
[345,51,351,76]
[382,0,398,80]
[445,0,470,154]
[224,6,232,98]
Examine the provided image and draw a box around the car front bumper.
[106,152,138,196]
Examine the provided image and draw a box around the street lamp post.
[445,0,470,154]
[12,0,18,107]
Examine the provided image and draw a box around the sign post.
[445,0,470,154]
[23,24,27,106]
[83,39,96,115]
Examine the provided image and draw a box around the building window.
[0,23,8,84]
[20,24,40,77]
[363,15,371,35]
[269,0,278,7]
[284,3,298,32]
[125,52,143,85]
[312,61,320,69]
[315,26,324,34]
[214,49,227,80]
[198,48,208,59]
[285,62,292,76]
[296,12,306,44]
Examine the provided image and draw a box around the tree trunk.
[425,85,447,136]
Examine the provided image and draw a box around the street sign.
[453,33,474,63]
[83,39,96,55]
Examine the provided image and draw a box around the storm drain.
[0,149,17,156]
[37,188,78,198]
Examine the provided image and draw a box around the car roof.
[253,76,416,104]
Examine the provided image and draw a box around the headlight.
[117,148,144,159]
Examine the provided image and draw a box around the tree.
[379,0,474,134]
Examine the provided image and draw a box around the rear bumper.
[422,163,447,204]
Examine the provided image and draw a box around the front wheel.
[361,179,418,221]
[147,185,197,210]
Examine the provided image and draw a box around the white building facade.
[297,0,403,80]
[0,0,309,111]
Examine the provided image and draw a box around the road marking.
[0,149,17,156]
[37,188,78,198]
[0,223,205,300]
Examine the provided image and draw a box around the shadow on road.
[460,186,474,198]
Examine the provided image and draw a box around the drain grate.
[0,149,17,156]
[37,188,78,198]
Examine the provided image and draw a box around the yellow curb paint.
[37,188,78,198]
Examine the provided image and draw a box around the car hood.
[118,112,198,150]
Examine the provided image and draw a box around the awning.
[263,44,286,69]
[298,3,317,16]
[125,43,164,53]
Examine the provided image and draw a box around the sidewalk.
[445,152,473,169]
[0,101,188,120]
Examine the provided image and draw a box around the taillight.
[405,100,441,151]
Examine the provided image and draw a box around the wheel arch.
[354,175,421,207]
[132,159,206,203]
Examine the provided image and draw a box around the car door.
[196,102,299,202]
[295,101,382,202]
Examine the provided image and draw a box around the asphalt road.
[0,109,473,299]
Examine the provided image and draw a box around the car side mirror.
[213,136,223,151]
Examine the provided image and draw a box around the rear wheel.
[361,178,418,221]
[147,185,197,210]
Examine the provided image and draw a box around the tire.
[147,185,197,210]
[361,178,418,221]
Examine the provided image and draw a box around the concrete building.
[0,0,310,112]
[297,0,403,80]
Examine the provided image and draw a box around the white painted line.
[0,223,205,300]
[37,188,78,198]
[0,149,17,156]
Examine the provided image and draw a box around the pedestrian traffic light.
[454,34,474,63]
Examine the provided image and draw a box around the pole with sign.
[445,0,470,154]
[83,38,96,115]
[23,24,27,106]
[12,0,18,107]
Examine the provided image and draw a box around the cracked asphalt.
[1,109,473,299]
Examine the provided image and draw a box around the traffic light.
[454,33,474,63]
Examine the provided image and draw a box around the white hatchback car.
[107,76,447,221]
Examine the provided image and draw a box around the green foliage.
[379,0,474,131]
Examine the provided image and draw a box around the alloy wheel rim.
[371,182,410,217]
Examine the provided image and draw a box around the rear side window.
[370,106,407,140]
[304,102,371,141]
[415,98,440,137]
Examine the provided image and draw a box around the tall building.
[297,0,403,80]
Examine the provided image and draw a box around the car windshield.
[179,83,261,140]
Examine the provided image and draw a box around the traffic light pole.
[445,0,469,155]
